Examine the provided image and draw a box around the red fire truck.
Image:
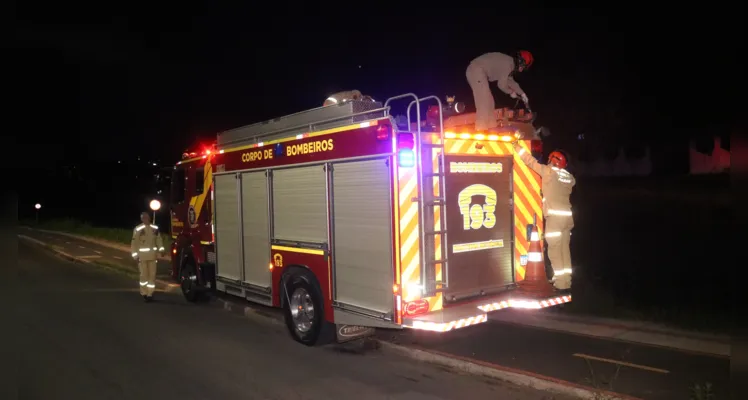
[168,93,571,346]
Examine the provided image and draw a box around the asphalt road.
[378,313,730,400]
[11,239,570,400]
[16,228,731,399]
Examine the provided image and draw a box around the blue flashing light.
[398,149,415,168]
[274,143,284,157]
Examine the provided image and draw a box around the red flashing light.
[397,132,415,150]
[376,124,391,141]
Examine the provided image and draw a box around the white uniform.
[130,223,165,296]
[466,52,526,131]
[516,146,576,290]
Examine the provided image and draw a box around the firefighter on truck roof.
[466,51,533,133]
[513,144,576,291]
[131,212,165,302]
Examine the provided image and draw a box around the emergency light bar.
[444,131,519,142]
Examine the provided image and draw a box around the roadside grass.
[22,218,173,251]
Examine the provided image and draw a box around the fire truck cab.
[169,93,570,346]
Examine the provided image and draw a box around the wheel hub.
[289,287,315,333]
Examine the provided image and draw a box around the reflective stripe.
[139,248,151,252]
[554,268,573,276]
[152,247,158,250]
[530,231,540,241]
[547,209,572,216]
[150,224,159,230]
[158,247,165,251]
[135,225,145,231]
[528,252,542,262]
[131,252,138,257]
[146,284,156,288]
[139,282,147,286]
[545,231,562,238]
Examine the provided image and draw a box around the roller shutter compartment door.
[214,173,242,281]
[332,158,394,314]
[272,166,328,243]
[241,171,271,288]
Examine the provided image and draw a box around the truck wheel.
[282,271,334,346]
[180,263,200,303]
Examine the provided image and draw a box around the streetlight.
[34,203,41,224]
[149,199,161,223]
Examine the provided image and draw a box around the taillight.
[376,124,391,140]
[397,132,415,168]
[531,140,542,154]
[403,299,430,317]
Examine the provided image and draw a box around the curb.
[377,341,640,400]
[19,234,177,291]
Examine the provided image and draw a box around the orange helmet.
[548,150,567,169]
[516,50,534,70]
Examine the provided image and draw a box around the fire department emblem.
[188,205,196,225]
[273,253,283,267]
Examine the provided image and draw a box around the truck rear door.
[443,154,514,303]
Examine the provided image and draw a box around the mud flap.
[198,263,217,292]
[335,324,375,343]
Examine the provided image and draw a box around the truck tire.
[180,263,200,303]
[282,270,334,346]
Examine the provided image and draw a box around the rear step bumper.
[402,293,572,332]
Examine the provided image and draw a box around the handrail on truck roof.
[216,93,425,149]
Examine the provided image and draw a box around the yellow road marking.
[572,353,670,374]
[78,255,102,259]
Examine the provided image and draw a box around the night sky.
[13,7,739,170]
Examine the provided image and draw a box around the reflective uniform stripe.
[545,231,562,237]
[554,268,572,276]
[131,252,138,257]
[547,209,572,216]
[139,248,151,252]
[139,281,147,286]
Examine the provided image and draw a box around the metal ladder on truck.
[384,94,449,298]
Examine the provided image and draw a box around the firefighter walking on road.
[131,212,165,302]
[513,144,576,291]
[466,51,533,132]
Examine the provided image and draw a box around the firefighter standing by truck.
[514,144,576,291]
[466,51,534,133]
[131,212,165,302]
